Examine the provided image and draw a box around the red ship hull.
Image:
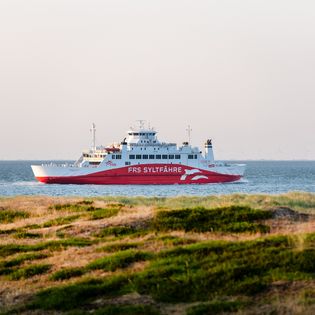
[35,164,242,185]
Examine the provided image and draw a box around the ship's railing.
[41,162,77,168]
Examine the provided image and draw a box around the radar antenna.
[186,125,192,144]
[136,120,145,130]
[90,123,96,151]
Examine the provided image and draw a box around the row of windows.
[128,154,198,160]
[128,132,156,136]
[112,155,122,159]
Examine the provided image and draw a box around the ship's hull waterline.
[32,164,245,185]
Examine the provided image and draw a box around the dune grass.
[0,238,94,258]
[50,267,85,281]
[2,193,315,314]
[24,233,315,311]
[153,206,272,234]
[42,215,81,227]
[186,300,248,315]
[0,209,29,223]
[9,264,51,280]
[87,249,153,272]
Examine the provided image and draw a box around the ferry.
[31,122,246,185]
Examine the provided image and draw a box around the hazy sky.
[0,0,314,160]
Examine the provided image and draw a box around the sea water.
[0,160,314,197]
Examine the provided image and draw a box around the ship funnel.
[205,139,214,162]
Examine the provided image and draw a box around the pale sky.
[0,0,314,160]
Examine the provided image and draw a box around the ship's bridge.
[126,128,159,145]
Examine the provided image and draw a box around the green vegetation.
[156,235,197,246]
[0,209,29,223]
[2,194,315,314]
[89,207,120,220]
[28,275,131,311]
[69,304,161,315]
[14,231,42,239]
[50,267,85,281]
[0,238,94,258]
[25,234,315,311]
[95,192,315,212]
[87,250,153,272]
[1,252,49,269]
[51,201,121,221]
[99,241,141,252]
[95,226,148,238]
[153,206,271,233]
[9,264,51,280]
[186,300,248,315]
[43,215,80,227]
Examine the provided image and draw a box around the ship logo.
[106,161,116,166]
[180,169,208,181]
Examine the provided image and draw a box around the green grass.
[1,252,49,269]
[153,206,271,234]
[28,275,131,311]
[186,300,248,315]
[24,233,315,311]
[95,226,148,238]
[9,264,51,280]
[94,193,315,212]
[89,208,120,220]
[68,304,161,315]
[99,242,141,252]
[14,231,42,239]
[42,215,80,227]
[0,238,94,258]
[50,267,85,281]
[156,235,197,246]
[87,250,153,272]
[0,209,29,223]
[0,252,50,276]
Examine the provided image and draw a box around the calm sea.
[0,161,314,197]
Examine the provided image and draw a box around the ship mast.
[186,125,192,144]
[90,123,96,151]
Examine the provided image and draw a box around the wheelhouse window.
[142,155,148,159]
[149,155,154,159]
[129,155,135,159]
